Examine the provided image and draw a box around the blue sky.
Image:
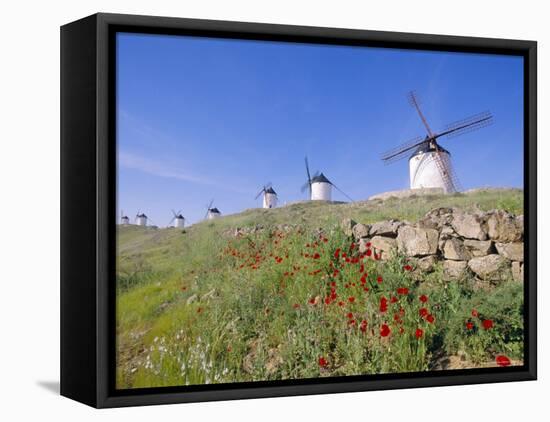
[117,32,523,226]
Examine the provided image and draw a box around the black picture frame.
[60,12,537,408]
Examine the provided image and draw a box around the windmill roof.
[265,187,277,195]
[136,213,147,218]
[176,214,184,219]
[311,173,331,184]
[209,208,221,213]
[411,142,450,158]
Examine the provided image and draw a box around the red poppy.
[350,242,356,250]
[324,297,332,305]
[377,276,383,284]
[390,296,398,303]
[330,281,336,287]
[334,248,341,259]
[360,320,368,332]
[313,253,321,259]
[308,297,317,305]
[360,274,367,285]
[415,328,424,339]
[403,264,413,272]
[359,264,365,273]
[380,324,391,337]
[419,308,429,318]
[374,253,381,260]
[293,303,300,309]
[426,314,435,323]
[397,287,409,295]
[366,249,372,257]
[318,357,328,367]
[348,296,356,303]
[482,319,494,330]
[419,294,428,303]
[380,297,388,313]
[471,309,479,318]
[466,321,474,330]
[348,319,356,326]
[496,355,511,367]
[338,301,345,307]
[347,312,354,319]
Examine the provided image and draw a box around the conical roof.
[311,172,331,184]
[209,207,221,214]
[410,142,450,158]
[136,213,147,218]
[265,187,277,195]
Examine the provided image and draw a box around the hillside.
[116,188,524,388]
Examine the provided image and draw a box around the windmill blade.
[171,209,177,217]
[254,188,264,200]
[441,153,463,192]
[300,181,310,193]
[436,111,493,140]
[331,182,354,202]
[167,216,176,227]
[431,150,461,193]
[304,156,312,184]
[381,136,429,164]
[408,91,434,137]
[207,199,214,210]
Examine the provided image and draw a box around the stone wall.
[342,207,524,284]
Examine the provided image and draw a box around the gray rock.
[397,225,439,257]
[341,218,357,237]
[369,220,402,237]
[512,261,524,282]
[186,294,198,305]
[451,211,488,240]
[443,238,471,261]
[495,242,524,262]
[443,260,468,280]
[352,223,370,240]
[463,239,494,257]
[416,255,438,272]
[468,254,511,281]
[486,210,523,242]
[370,236,397,252]
[358,238,372,253]
[418,207,454,229]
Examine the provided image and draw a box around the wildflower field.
[116,189,524,388]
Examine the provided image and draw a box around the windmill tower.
[381,91,493,193]
[255,183,278,208]
[120,210,130,225]
[135,212,148,226]
[204,200,221,220]
[167,210,185,228]
[301,157,353,202]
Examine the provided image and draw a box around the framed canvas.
[60,13,537,408]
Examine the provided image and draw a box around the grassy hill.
[116,189,524,388]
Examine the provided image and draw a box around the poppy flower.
[472,309,479,318]
[313,253,321,259]
[348,296,356,303]
[380,324,391,337]
[366,249,372,257]
[360,274,367,285]
[347,312,354,319]
[379,297,388,313]
[415,328,424,339]
[308,297,317,305]
[466,321,474,330]
[318,357,328,367]
[324,297,332,305]
[403,264,413,271]
[338,301,345,307]
[397,287,409,295]
[293,303,301,309]
[334,248,341,259]
[419,294,428,303]
[419,308,429,318]
[348,319,356,326]
[360,320,368,332]
[350,242,356,250]
[496,355,511,367]
[377,276,383,284]
[426,314,435,324]
[482,319,494,330]
[359,264,365,273]
[390,296,398,303]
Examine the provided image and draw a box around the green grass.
[116,189,524,388]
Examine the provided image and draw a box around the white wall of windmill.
[409,150,454,193]
[174,217,185,228]
[311,182,332,201]
[207,211,220,220]
[121,216,130,225]
[263,192,278,208]
[136,216,147,226]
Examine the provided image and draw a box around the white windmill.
[381,91,493,193]
[301,156,353,202]
[167,209,185,228]
[255,183,278,209]
[135,212,148,226]
[120,210,130,225]
[204,200,221,220]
